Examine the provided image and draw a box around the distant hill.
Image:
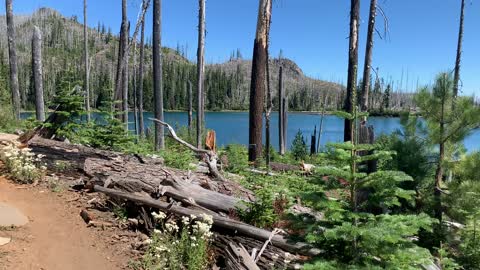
[0,7,345,112]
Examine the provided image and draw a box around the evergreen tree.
[291,129,307,160]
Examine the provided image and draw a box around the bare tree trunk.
[5,0,21,119]
[133,42,138,136]
[153,0,165,150]
[248,0,272,163]
[123,22,130,130]
[360,0,376,117]
[316,94,328,153]
[453,0,465,99]
[32,26,45,122]
[188,80,193,134]
[196,0,206,149]
[265,52,272,169]
[83,0,91,122]
[344,0,360,142]
[138,19,145,137]
[278,66,285,155]
[114,0,128,121]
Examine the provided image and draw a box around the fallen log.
[93,185,321,257]
[85,158,253,212]
[149,118,227,182]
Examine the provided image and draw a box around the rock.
[0,202,29,227]
[0,237,11,246]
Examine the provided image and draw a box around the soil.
[0,175,136,270]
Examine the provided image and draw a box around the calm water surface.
[23,111,479,152]
[136,112,479,152]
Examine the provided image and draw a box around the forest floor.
[0,173,140,270]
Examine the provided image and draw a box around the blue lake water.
[135,112,480,152]
[22,111,479,152]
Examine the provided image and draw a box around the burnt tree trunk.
[196,0,206,149]
[32,26,45,122]
[138,19,146,137]
[360,0,377,116]
[153,0,165,150]
[453,0,465,99]
[188,80,193,134]
[344,0,360,142]
[114,0,128,124]
[5,0,21,119]
[278,66,286,155]
[84,0,91,121]
[248,0,272,163]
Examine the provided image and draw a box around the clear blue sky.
[1,0,479,95]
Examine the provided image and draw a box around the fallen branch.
[93,185,321,256]
[149,118,227,182]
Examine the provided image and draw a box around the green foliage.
[291,129,308,160]
[223,144,248,173]
[237,187,281,229]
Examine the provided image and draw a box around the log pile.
[21,122,320,269]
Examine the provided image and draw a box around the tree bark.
[196,0,206,149]
[278,66,285,155]
[344,0,360,142]
[114,0,128,123]
[123,22,130,130]
[453,0,465,99]
[5,0,21,119]
[138,19,145,137]
[248,0,272,163]
[83,0,91,122]
[153,0,165,150]
[360,0,377,116]
[188,80,193,134]
[133,41,138,136]
[32,26,45,122]
[317,94,328,152]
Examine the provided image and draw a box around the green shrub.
[224,144,248,173]
[291,129,307,160]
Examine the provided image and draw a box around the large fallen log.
[85,158,252,212]
[93,185,321,257]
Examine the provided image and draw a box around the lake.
[22,111,480,152]
[135,112,480,152]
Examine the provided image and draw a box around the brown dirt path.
[0,176,126,270]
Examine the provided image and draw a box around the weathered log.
[149,118,227,182]
[270,162,300,172]
[25,136,163,170]
[85,158,251,213]
[93,185,321,257]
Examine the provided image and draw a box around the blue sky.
[1,0,479,95]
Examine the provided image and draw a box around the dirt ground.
[0,176,132,270]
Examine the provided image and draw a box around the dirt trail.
[0,176,125,270]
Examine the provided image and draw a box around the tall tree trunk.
[248,0,272,163]
[83,0,91,122]
[317,94,328,153]
[153,0,164,150]
[196,0,206,149]
[32,26,45,122]
[265,50,272,169]
[344,0,360,142]
[138,19,145,137]
[123,22,130,130]
[133,41,138,136]
[278,66,285,155]
[434,98,446,246]
[453,0,465,99]
[360,0,377,116]
[188,80,193,135]
[114,0,128,122]
[5,0,21,119]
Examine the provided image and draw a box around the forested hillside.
[0,7,413,112]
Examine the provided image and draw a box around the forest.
[0,0,479,270]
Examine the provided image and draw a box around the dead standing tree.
[360,0,377,118]
[344,0,360,142]
[453,0,465,99]
[138,19,146,136]
[32,26,45,122]
[114,0,129,127]
[248,0,272,163]
[84,0,91,121]
[5,0,21,119]
[153,0,165,150]
[278,66,286,155]
[196,0,206,149]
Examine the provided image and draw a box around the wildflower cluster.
[0,143,46,184]
[141,211,213,270]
